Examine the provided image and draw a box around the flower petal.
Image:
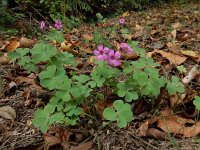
[94,49,100,55]
[97,55,105,61]
[108,49,115,57]
[112,59,121,66]
[97,44,104,51]
[115,51,121,59]
[103,47,110,53]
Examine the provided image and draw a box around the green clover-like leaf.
[193,96,200,110]
[31,42,57,64]
[166,76,185,95]
[103,108,117,121]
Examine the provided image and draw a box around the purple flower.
[40,21,46,29]
[54,20,63,30]
[120,43,134,54]
[108,50,121,67]
[94,44,109,61]
[119,18,125,25]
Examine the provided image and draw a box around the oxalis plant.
[8,29,185,132]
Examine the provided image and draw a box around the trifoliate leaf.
[125,92,138,102]
[46,30,65,43]
[113,100,124,111]
[133,71,148,86]
[16,48,30,56]
[49,112,65,124]
[73,75,90,83]
[166,76,185,95]
[103,108,117,121]
[31,42,57,64]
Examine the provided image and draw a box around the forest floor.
[0,2,200,150]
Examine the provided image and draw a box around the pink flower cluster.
[94,44,121,67]
[120,43,134,54]
[39,20,63,30]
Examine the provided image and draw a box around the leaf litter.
[0,3,200,150]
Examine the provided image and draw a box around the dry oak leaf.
[6,38,20,52]
[19,37,37,48]
[137,117,158,137]
[156,108,200,138]
[146,128,167,139]
[181,50,199,58]
[44,128,72,150]
[61,42,73,53]
[0,106,16,127]
[149,49,187,65]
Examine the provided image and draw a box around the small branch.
[128,131,158,150]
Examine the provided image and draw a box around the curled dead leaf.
[19,37,37,48]
[0,106,16,127]
[6,38,20,52]
[61,42,73,52]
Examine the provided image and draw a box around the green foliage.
[103,100,133,128]
[166,76,185,95]
[177,65,186,74]
[193,96,200,110]
[9,28,185,131]
[0,0,15,26]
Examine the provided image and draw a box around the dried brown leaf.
[151,49,187,65]
[171,30,177,39]
[19,37,37,48]
[0,106,16,126]
[6,39,20,52]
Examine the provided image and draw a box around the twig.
[128,131,158,150]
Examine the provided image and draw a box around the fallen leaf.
[122,12,130,17]
[146,128,167,139]
[80,45,92,54]
[180,33,189,41]
[172,22,182,29]
[70,141,93,150]
[171,30,177,39]
[44,128,72,150]
[82,33,93,41]
[19,37,37,48]
[6,38,20,52]
[137,120,149,137]
[61,42,73,53]
[181,50,200,58]
[137,117,157,137]
[0,106,16,127]
[166,42,181,55]
[149,49,187,65]
[88,56,96,65]
[0,53,10,64]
